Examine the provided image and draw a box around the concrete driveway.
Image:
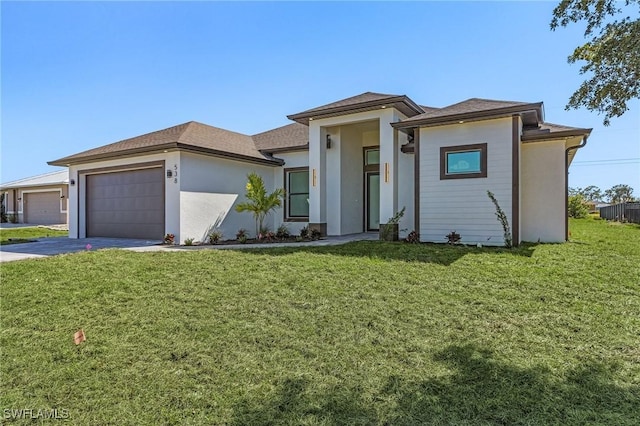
[0,233,380,262]
[0,237,161,262]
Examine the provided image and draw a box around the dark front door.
[365,172,380,231]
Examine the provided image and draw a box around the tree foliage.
[569,183,635,203]
[568,194,590,218]
[604,184,635,203]
[235,172,284,237]
[551,0,640,125]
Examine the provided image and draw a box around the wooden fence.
[599,202,640,224]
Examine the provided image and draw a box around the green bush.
[568,194,589,218]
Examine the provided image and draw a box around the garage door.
[86,168,164,239]
[24,192,61,224]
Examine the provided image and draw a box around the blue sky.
[2,1,638,193]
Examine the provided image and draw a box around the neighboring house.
[49,92,591,245]
[0,170,69,225]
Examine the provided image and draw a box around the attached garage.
[86,167,164,239]
[24,191,62,224]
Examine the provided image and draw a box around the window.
[440,143,487,179]
[285,168,309,220]
[364,148,380,166]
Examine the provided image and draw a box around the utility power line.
[571,157,640,166]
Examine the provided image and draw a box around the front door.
[366,172,380,231]
[364,147,380,231]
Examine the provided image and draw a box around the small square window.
[440,143,487,180]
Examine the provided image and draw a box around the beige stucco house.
[1,170,69,225]
[49,92,591,245]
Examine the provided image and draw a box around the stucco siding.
[179,152,275,242]
[340,126,364,234]
[6,184,68,224]
[273,151,309,235]
[69,152,178,239]
[326,126,342,235]
[521,141,566,242]
[419,118,513,246]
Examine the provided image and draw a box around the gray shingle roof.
[49,121,282,166]
[393,98,544,129]
[288,91,424,125]
[522,122,592,141]
[253,123,309,152]
[406,98,532,121]
[294,92,403,115]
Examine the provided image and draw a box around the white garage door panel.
[24,192,61,224]
[86,168,164,239]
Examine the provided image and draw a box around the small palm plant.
[235,172,284,237]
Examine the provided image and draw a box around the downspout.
[565,135,588,240]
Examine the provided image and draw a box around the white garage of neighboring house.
[0,170,69,225]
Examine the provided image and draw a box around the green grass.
[1,218,638,424]
[0,226,67,245]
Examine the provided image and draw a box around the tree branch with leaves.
[551,0,639,125]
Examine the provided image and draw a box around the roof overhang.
[287,95,424,125]
[259,144,309,155]
[48,143,283,167]
[522,128,592,143]
[392,102,544,131]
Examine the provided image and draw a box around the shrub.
[446,231,461,244]
[300,226,310,239]
[276,224,290,240]
[0,193,6,223]
[184,238,194,246]
[208,229,223,244]
[405,230,419,244]
[487,191,513,248]
[568,194,589,218]
[310,228,322,240]
[380,207,405,241]
[236,228,248,243]
[163,234,175,245]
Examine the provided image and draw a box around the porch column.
[308,122,327,236]
[379,109,399,239]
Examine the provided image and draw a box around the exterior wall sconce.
[70,179,75,186]
[166,170,173,178]
[312,169,317,187]
[17,197,22,201]
[60,195,65,199]
[384,163,390,182]
[326,134,332,149]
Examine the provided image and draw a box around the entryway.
[364,147,380,231]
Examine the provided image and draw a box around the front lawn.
[0,226,67,245]
[1,219,638,424]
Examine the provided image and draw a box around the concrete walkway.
[0,233,379,263]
